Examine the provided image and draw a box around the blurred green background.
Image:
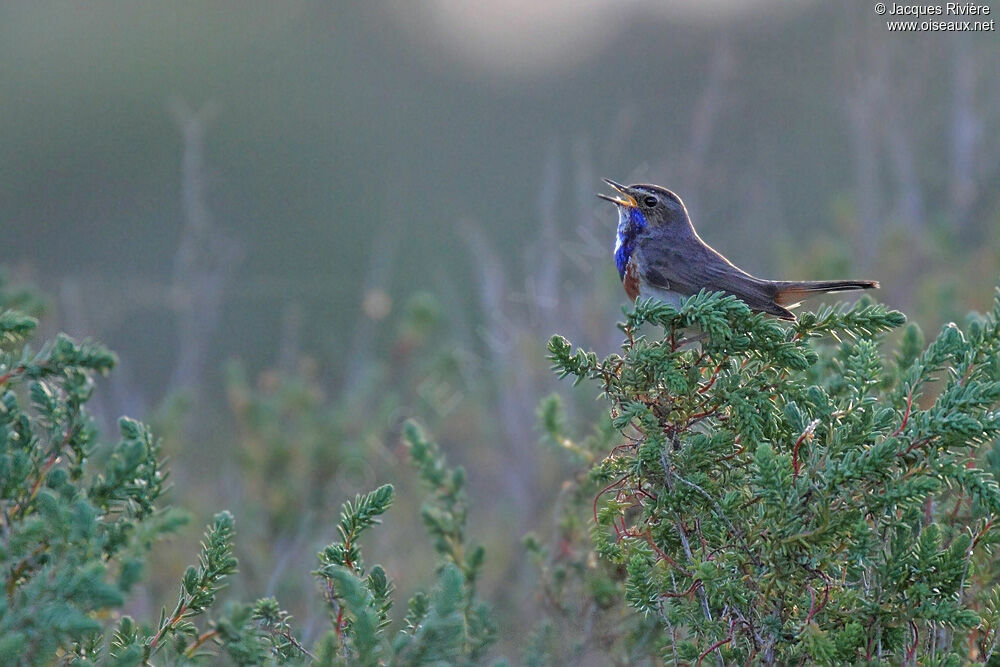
[3,0,1000,658]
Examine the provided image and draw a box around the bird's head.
[599,179,692,279]
[597,179,690,229]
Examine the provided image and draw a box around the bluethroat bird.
[598,179,878,320]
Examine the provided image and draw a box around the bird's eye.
[642,195,658,208]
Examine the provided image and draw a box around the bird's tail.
[773,279,879,306]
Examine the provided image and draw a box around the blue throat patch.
[614,207,647,279]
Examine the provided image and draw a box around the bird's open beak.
[596,178,637,207]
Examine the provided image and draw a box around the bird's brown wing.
[638,242,793,319]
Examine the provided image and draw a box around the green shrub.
[7,265,1000,665]
[0,296,496,664]
[541,291,1000,664]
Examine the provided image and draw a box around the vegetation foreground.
[2,287,1000,664]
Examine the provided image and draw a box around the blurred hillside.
[3,0,1000,659]
[4,2,998,388]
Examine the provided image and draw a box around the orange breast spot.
[623,259,641,301]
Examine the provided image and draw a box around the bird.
[597,179,878,320]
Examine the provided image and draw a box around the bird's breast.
[623,256,641,301]
[614,207,648,280]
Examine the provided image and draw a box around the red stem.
[0,364,26,387]
[12,420,76,520]
[715,444,745,465]
[150,602,187,649]
[184,629,220,657]
[973,518,994,549]
[891,391,914,438]
[905,621,918,663]
[609,441,637,457]
[792,431,810,478]
[592,476,627,527]
[687,407,719,423]
[642,529,678,567]
[698,356,728,394]
[696,632,733,666]
[661,579,702,599]
[898,437,930,457]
